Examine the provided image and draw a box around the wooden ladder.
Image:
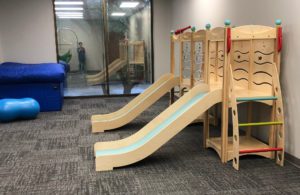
[228,64,285,170]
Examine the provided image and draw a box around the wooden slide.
[92,73,180,132]
[94,84,222,171]
[86,59,127,85]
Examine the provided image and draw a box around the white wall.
[0,0,57,63]
[0,33,3,63]
[0,4,5,63]
[153,0,172,80]
[167,0,300,159]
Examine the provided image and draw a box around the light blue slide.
[94,84,222,171]
[91,73,180,133]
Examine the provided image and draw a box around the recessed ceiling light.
[120,2,139,8]
[56,12,83,15]
[57,14,83,18]
[55,7,83,11]
[54,1,84,5]
[111,12,126,16]
[59,16,84,19]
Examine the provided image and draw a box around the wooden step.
[240,147,283,154]
[236,96,277,102]
[239,121,283,127]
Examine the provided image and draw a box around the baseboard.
[285,153,300,167]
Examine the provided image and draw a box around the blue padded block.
[0,82,64,112]
[0,62,65,84]
[0,62,65,112]
[0,98,40,122]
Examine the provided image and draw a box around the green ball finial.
[205,23,211,30]
[170,31,174,36]
[191,26,196,32]
[275,19,282,26]
[224,19,231,26]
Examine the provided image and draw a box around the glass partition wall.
[54,0,152,97]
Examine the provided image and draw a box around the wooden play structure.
[86,40,146,85]
[93,20,285,171]
[170,26,207,96]
[170,25,218,125]
[205,20,285,170]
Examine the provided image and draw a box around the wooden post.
[170,31,175,105]
[180,35,184,96]
[275,19,282,73]
[170,31,175,74]
[270,19,283,158]
[190,27,196,88]
[221,20,231,163]
[204,24,211,85]
[229,65,240,170]
[203,24,211,148]
[246,38,254,137]
[272,65,285,166]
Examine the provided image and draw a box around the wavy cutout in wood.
[254,61,273,65]
[234,68,249,73]
[254,51,274,56]
[234,50,250,55]
[234,59,250,63]
[253,71,272,77]
[234,78,249,82]
[253,81,272,86]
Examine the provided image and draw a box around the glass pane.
[105,0,152,95]
[55,0,107,97]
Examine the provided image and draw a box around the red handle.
[175,26,191,35]
[277,27,282,52]
[226,28,231,53]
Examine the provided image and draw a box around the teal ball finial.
[224,19,231,26]
[275,19,282,25]
[191,26,196,32]
[205,23,211,30]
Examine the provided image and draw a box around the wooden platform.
[207,136,273,161]
[210,81,274,106]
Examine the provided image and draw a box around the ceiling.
[54,0,150,20]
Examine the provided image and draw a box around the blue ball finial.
[191,26,196,32]
[275,19,282,26]
[205,23,211,30]
[224,19,231,26]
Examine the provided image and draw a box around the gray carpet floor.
[0,96,300,194]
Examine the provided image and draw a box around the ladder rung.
[239,121,283,127]
[240,148,283,154]
[236,96,278,102]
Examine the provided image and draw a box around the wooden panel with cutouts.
[252,39,275,94]
[207,27,226,86]
[231,40,250,89]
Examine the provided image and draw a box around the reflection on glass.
[106,0,152,95]
[55,0,152,96]
[55,0,106,96]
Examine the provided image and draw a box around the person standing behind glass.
[77,42,86,73]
